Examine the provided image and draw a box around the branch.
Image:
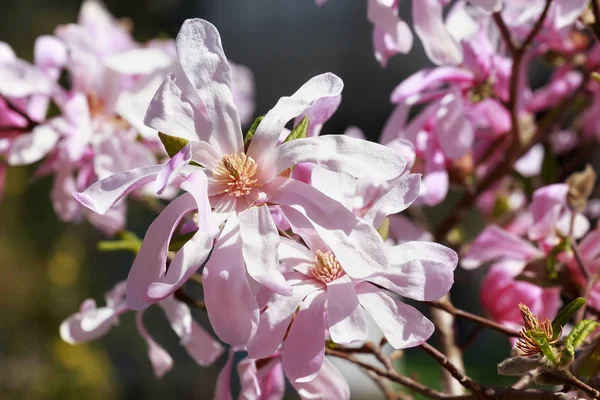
[428,300,521,338]
[325,347,449,400]
[431,294,466,395]
[492,12,516,55]
[420,343,483,395]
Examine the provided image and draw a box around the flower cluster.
[5,0,600,399]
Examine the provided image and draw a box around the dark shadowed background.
[0,1,513,399]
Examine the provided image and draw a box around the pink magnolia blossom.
[480,260,561,336]
[215,350,350,400]
[75,19,407,347]
[60,281,224,377]
[562,226,600,310]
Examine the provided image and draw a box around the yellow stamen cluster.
[516,303,559,357]
[212,153,259,197]
[312,250,344,283]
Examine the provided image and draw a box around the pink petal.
[203,215,260,346]
[143,73,213,143]
[387,214,433,242]
[8,124,60,166]
[326,275,368,344]
[283,291,328,383]
[247,73,344,165]
[136,311,173,378]
[267,178,388,279]
[462,225,542,269]
[239,205,291,295]
[270,135,407,182]
[371,241,457,301]
[74,165,163,214]
[356,282,434,348]
[176,19,243,154]
[247,281,323,359]
[214,350,234,400]
[292,357,350,400]
[413,0,463,65]
[295,95,341,137]
[435,93,474,159]
[364,173,421,228]
[155,143,191,195]
[60,306,119,344]
[390,67,473,104]
[126,193,198,310]
[310,167,356,211]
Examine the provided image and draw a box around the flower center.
[212,153,259,197]
[312,250,344,283]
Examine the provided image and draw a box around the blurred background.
[0,0,514,398]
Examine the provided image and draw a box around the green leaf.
[551,297,586,340]
[283,116,309,143]
[158,132,190,157]
[377,217,390,241]
[168,231,196,252]
[527,331,557,365]
[557,344,575,369]
[97,230,142,254]
[564,319,599,350]
[244,116,264,145]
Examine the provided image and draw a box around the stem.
[428,300,521,337]
[420,342,483,395]
[431,294,467,395]
[325,347,449,400]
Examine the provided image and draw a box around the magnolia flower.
[246,221,456,382]
[215,350,350,400]
[480,261,561,340]
[60,281,223,377]
[75,19,407,347]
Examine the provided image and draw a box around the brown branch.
[428,300,521,337]
[420,342,483,395]
[492,12,517,55]
[561,373,600,399]
[325,347,449,400]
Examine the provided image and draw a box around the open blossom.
[246,227,456,382]
[75,19,407,347]
[60,281,223,377]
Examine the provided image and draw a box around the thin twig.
[325,347,449,400]
[420,342,483,395]
[492,12,517,55]
[428,300,521,337]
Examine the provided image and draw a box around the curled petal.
[356,282,434,348]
